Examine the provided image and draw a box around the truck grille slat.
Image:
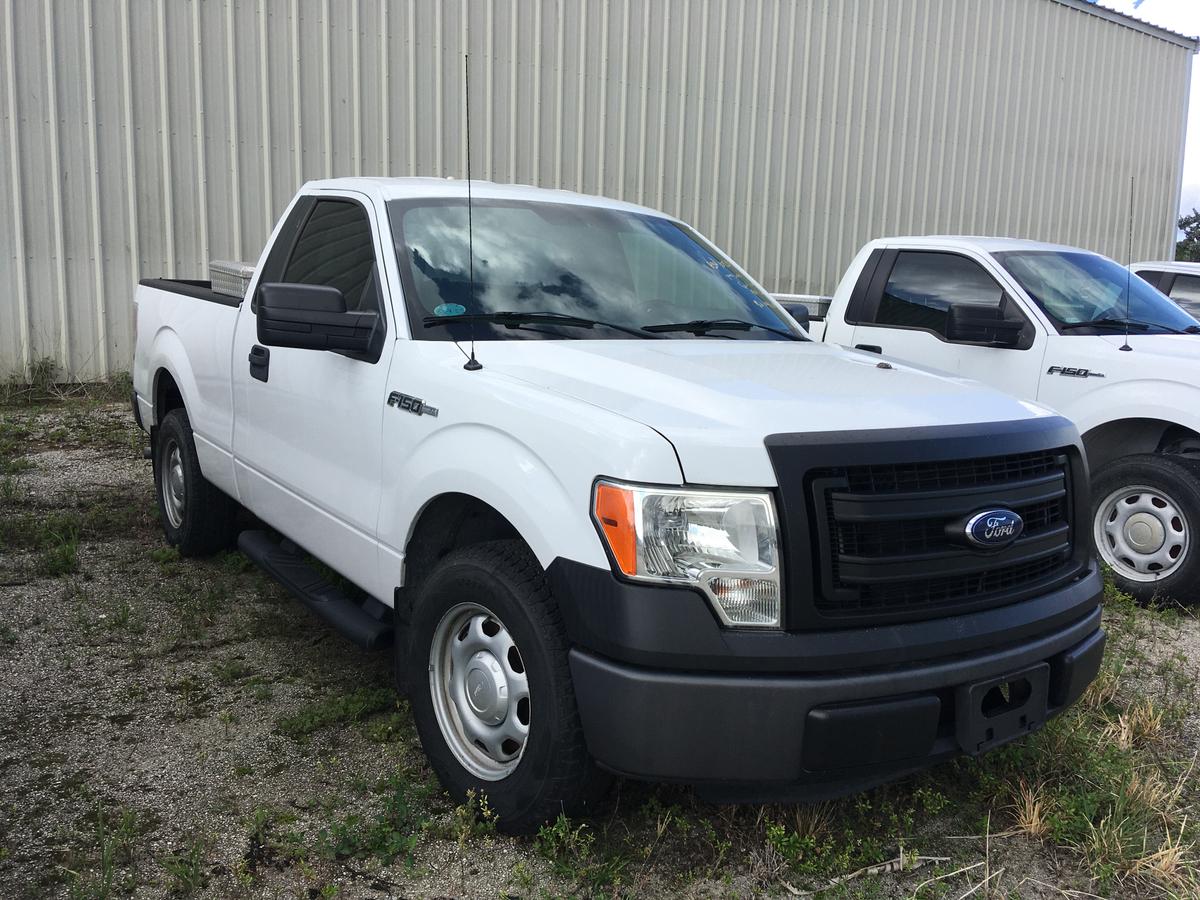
[809,449,1081,622]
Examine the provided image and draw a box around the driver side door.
[849,249,1046,400]
[231,192,395,600]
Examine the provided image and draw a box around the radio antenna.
[1120,176,1134,352]
[462,52,482,371]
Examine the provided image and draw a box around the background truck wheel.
[1092,453,1200,605]
[153,408,239,557]
[405,540,608,834]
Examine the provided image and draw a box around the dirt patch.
[0,400,1197,899]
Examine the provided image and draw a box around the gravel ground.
[1,400,1198,899]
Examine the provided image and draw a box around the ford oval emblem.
[965,509,1024,549]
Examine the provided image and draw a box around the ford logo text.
[965,509,1024,549]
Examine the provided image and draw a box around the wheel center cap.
[1125,512,1165,553]
[463,651,507,725]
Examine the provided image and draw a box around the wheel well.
[398,493,523,609]
[153,369,184,425]
[1082,419,1200,473]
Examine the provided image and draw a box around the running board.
[237,530,393,650]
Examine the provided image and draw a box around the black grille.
[832,554,1067,615]
[810,449,1080,622]
[841,450,1062,494]
[833,496,1067,558]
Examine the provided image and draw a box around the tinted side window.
[1133,269,1165,291]
[283,199,380,313]
[1169,274,1200,318]
[871,251,1011,338]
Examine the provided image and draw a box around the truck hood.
[1095,333,1200,365]
[481,340,1058,485]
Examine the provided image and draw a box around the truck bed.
[138,278,241,308]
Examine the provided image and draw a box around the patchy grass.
[319,773,434,866]
[160,837,209,896]
[276,686,399,740]
[1,396,1198,899]
[0,359,132,409]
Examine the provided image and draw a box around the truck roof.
[301,176,668,218]
[871,235,1094,255]
[1128,260,1200,275]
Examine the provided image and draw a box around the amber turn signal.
[593,482,637,575]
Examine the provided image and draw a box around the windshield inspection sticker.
[433,303,466,317]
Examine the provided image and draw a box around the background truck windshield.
[388,199,796,341]
[996,250,1200,335]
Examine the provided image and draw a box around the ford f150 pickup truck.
[133,180,1104,832]
[812,238,1200,605]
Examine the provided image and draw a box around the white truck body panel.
[821,236,1200,442]
[133,186,1060,606]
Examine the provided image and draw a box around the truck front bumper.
[553,561,1104,796]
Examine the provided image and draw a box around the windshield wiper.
[1060,317,1194,336]
[641,318,806,341]
[422,311,659,339]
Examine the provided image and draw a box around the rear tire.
[153,408,239,557]
[404,540,609,834]
[1091,453,1200,604]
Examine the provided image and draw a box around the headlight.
[592,480,782,628]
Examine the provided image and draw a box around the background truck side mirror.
[257,283,377,355]
[945,303,1024,348]
[777,300,811,330]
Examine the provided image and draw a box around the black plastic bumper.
[551,559,1105,795]
[570,613,1103,794]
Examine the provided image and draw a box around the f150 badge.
[964,509,1024,549]
[1046,366,1104,378]
[387,392,438,417]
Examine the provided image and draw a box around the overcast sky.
[1104,0,1200,217]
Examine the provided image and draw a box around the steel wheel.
[159,438,186,530]
[428,602,531,781]
[1094,483,1190,583]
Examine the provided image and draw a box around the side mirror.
[945,303,1024,348]
[777,300,811,330]
[257,283,376,354]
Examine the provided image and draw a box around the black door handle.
[855,344,882,354]
[249,345,270,382]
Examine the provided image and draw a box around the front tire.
[153,408,239,557]
[1092,453,1200,604]
[405,541,608,834]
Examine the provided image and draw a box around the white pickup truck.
[810,238,1200,606]
[133,179,1104,832]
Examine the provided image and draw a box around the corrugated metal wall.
[1,0,1194,379]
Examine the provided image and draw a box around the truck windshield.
[387,198,798,341]
[995,250,1200,335]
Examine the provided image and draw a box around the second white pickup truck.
[814,238,1200,604]
[133,180,1104,831]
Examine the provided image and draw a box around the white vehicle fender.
[144,326,196,427]
[142,319,240,495]
[378,424,649,581]
[1066,380,1200,444]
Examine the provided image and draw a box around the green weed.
[319,773,429,865]
[161,837,208,896]
[536,813,626,890]
[276,686,397,740]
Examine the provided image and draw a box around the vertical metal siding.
[0,0,1193,379]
